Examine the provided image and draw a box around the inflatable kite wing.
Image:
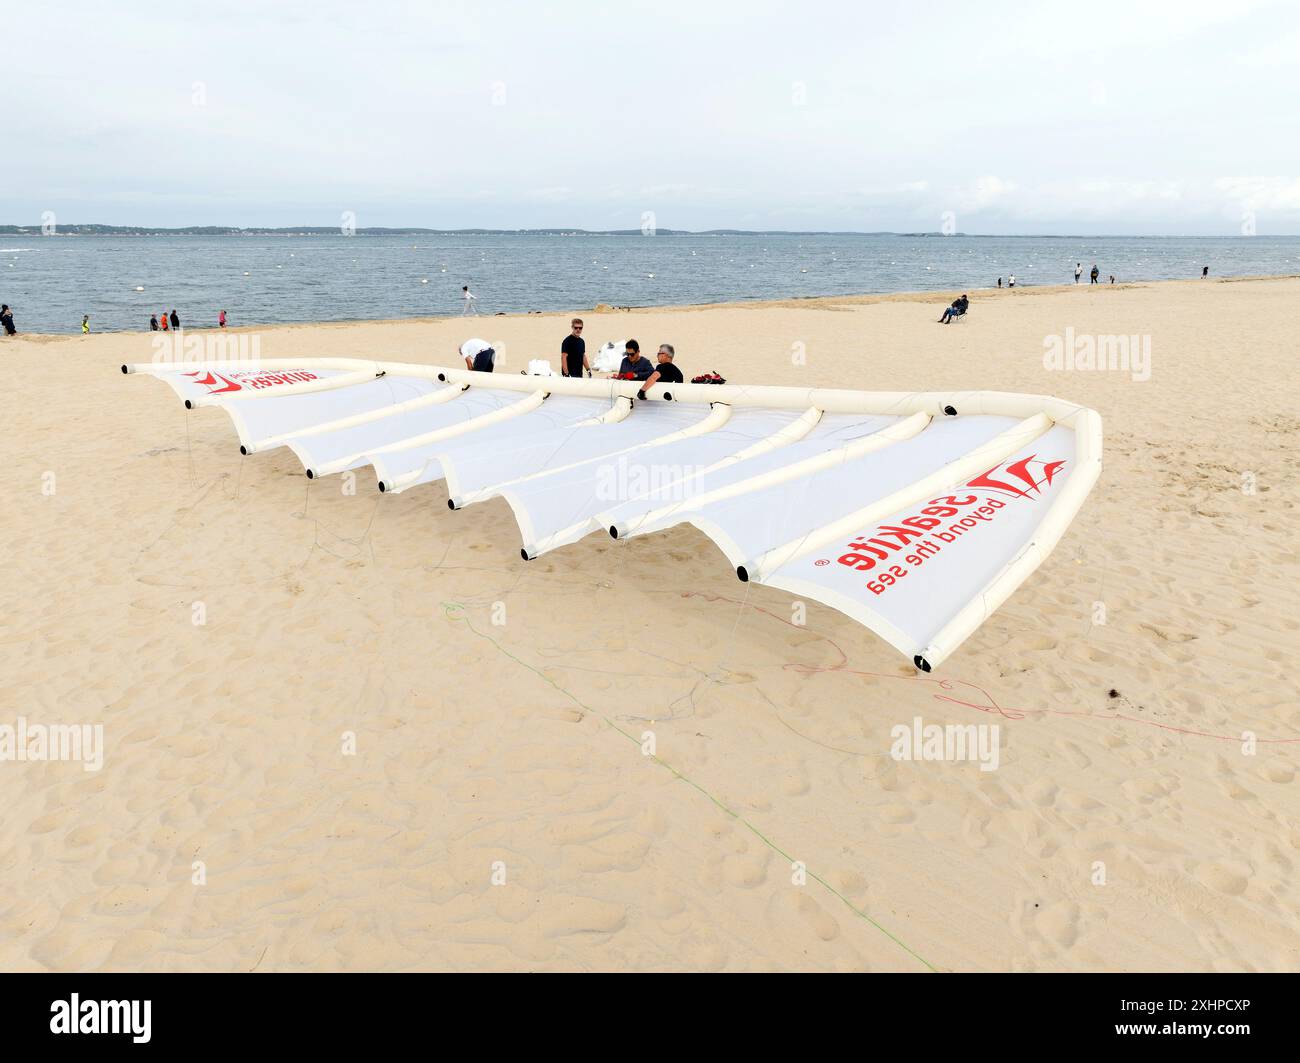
[123,358,1101,671]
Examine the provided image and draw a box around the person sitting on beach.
[612,339,654,382]
[460,337,496,372]
[638,344,684,397]
[938,294,969,324]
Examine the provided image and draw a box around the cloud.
[954,177,1017,212]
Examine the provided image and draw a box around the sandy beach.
[2,274,1297,973]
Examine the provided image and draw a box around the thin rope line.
[439,599,939,973]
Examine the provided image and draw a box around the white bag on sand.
[592,342,625,373]
[525,359,555,376]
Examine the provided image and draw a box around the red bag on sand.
[691,371,726,385]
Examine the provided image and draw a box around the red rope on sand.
[681,591,1300,746]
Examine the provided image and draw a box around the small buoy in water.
[647,273,654,278]
[801,268,808,273]
[243,271,250,276]
[135,286,145,291]
[421,278,428,284]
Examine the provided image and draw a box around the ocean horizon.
[2,231,1297,335]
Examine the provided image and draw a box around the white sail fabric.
[285,386,523,477]
[601,412,908,541]
[224,375,444,450]
[676,416,1021,569]
[439,402,712,505]
[762,424,1078,666]
[155,366,356,406]
[124,359,1102,669]
[372,395,616,492]
[498,408,810,555]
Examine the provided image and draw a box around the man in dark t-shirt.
[639,344,683,397]
[561,318,588,377]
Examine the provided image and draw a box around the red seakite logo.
[183,369,318,395]
[834,455,1067,582]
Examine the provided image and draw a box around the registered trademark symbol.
[815,558,829,566]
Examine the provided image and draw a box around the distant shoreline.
[4,226,1297,239]
[9,273,1297,340]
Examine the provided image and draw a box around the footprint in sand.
[1194,861,1253,896]
[961,810,991,849]
[1024,777,1059,808]
[1054,739,1092,769]
[794,893,842,942]
[1257,759,1295,784]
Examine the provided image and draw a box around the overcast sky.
[5,0,1297,234]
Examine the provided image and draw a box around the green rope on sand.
[440,600,939,973]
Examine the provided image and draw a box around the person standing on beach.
[82,315,90,334]
[1090,265,1099,284]
[219,309,227,328]
[1074,263,1082,284]
[160,311,169,331]
[150,314,159,331]
[170,308,180,330]
[1008,274,1016,288]
[1,304,15,336]
[561,318,588,377]
[997,277,1002,288]
[461,285,478,315]
[1202,265,1209,278]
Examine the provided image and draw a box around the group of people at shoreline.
[146,309,228,331]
